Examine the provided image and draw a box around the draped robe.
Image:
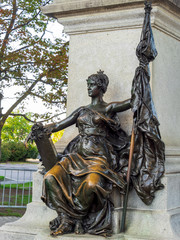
[41,107,130,235]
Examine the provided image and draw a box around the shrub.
[26,144,38,159]
[8,142,27,162]
[1,143,11,162]
[1,142,38,162]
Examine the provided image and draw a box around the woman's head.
[86,70,109,96]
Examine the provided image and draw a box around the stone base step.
[0,226,177,240]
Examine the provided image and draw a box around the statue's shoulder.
[72,106,88,116]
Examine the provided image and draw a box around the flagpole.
[120,0,161,232]
[120,127,135,233]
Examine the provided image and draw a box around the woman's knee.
[86,173,102,189]
[45,174,56,186]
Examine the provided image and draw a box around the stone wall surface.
[152,29,180,146]
[50,0,180,150]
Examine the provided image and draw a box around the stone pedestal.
[42,0,180,151]
[0,1,180,240]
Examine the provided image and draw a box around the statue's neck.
[91,96,104,106]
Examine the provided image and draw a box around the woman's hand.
[44,123,55,137]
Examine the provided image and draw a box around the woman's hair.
[87,70,109,94]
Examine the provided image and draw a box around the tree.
[1,113,64,162]
[2,112,64,143]
[2,112,32,142]
[0,0,69,160]
[1,113,35,162]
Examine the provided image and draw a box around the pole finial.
[144,1,152,12]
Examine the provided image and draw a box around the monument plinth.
[0,1,179,240]
[43,0,180,151]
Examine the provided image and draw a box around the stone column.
[42,1,180,239]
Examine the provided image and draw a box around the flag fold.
[131,1,165,205]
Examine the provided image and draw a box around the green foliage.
[0,0,68,142]
[1,114,38,162]
[1,142,38,162]
[2,114,32,142]
[1,143,11,162]
[0,176,5,181]
[7,142,27,162]
[25,144,38,159]
[0,0,68,110]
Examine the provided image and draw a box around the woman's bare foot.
[74,220,85,234]
[50,222,73,236]
[49,216,61,231]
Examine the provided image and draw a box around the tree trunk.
[0,127,2,162]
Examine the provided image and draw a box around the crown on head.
[97,70,104,75]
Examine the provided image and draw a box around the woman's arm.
[107,99,131,113]
[50,107,81,133]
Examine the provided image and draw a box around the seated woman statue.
[41,70,131,237]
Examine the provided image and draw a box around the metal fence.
[0,167,36,208]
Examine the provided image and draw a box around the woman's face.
[87,78,101,97]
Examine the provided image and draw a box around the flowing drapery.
[131,2,165,205]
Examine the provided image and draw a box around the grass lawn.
[0,208,26,217]
[0,162,36,217]
[0,180,32,216]
[0,181,33,189]
[0,176,5,181]
[0,161,38,165]
[2,194,32,205]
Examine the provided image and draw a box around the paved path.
[0,216,20,227]
[0,163,38,170]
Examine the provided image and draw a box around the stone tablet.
[30,123,58,171]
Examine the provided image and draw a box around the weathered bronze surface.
[131,1,165,205]
[40,70,131,236]
[29,1,165,236]
[27,123,58,171]
[120,1,165,232]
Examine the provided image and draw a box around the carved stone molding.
[42,0,180,17]
[42,1,180,40]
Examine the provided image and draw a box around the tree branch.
[11,10,41,32]
[10,45,32,54]
[11,0,51,32]
[10,112,66,124]
[10,113,36,123]
[0,0,17,58]
[10,19,48,55]
[30,92,61,104]
[37,112,66,123]
[1,62,36,73]
[1,74,44,125]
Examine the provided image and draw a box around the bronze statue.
[28,1,165,237]
[40,70,131,236]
